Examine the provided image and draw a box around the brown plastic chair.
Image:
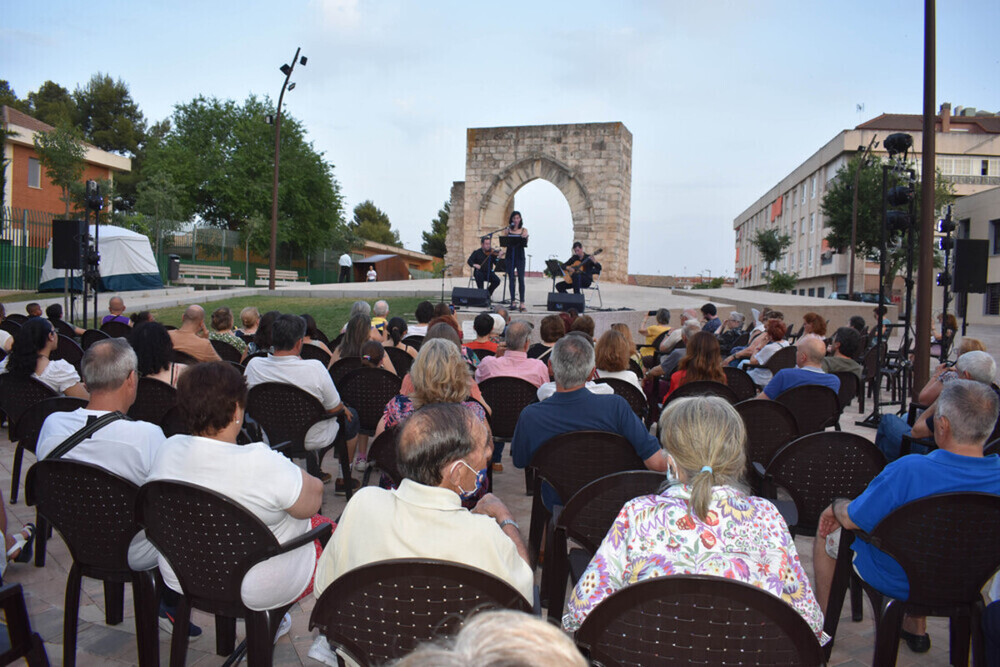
[209,339,243,364]
[246,383,352,496]
[242,350,268,366]
[745,344,798,380]
[0,319,20,336]
[81,329,110,351]
[833,371,862,416]
[985,438,1000,457]
[527,431,645,569]
[0,375,59,505]
[137,480,332,666]
[127,377,177,426]
[360,428,402,488]
[382,346,413,378]
[309,559,531,667]
[4,314,26,325]
[7,395,86,507]
[734,399,799,496]
[299,343,331,367]
[825,493,1000,667]
[574,575,824,667]
[401,334,423,351]
[663,380,739,407]
[99,320,131,338]
[51,335,84,371]
[0,583,49,666]
[547,470,664,620]
[723,365,758,402]
[337,367,402,437]
[51,317,77,339]
[594,377,648,422]
[479,376,539,494]
[26,460,158,667]
[774,384,841,434]
[468,348,495,363]
[329,356,364,386]
[171,350,199,366]
[628,358,643,382]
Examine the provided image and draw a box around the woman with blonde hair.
[563,396,826,642]
[594,329,642,390]
[663,330,726,399]
[611,322,642,369]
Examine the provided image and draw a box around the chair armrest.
[906,402,928,426]
[900,433,936,457]
[270,441,293,453]
[255,522,333,564]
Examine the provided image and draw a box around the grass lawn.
[148,296,428,337]
[0,292,51,304]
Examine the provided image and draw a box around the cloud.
[311,0,362,32]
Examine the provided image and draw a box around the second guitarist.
[556,242,602,295]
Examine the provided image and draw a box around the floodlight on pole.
[269,46,305,290]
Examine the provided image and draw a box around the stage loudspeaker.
[451,287,490,308]
[953,239,988,294]
[52,219,87,270]
[547,292,585,313]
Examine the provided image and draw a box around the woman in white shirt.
[746,319,790,387]
[594,329,643,391]
[148,361,330,613]
[0,318,87,398]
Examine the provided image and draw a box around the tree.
[148,94,345,253]
[0,81,31,114]
[751,228,792,273]
[421,200,449,257]
[73,73,147,157]
[692,276,725,290]
[33,124,86,216]
[823,155,956,284]
[767,271,799,293]
[350,200,401,246]
[27,81,75,127]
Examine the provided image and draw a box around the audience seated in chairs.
[813,380,1000,654]
[331,313,396,374]
[759,337,840,400]
[821,327,863,381]
[716,311,746,355]
[610,322,643,372]
[512,334,667,511]
[407,301,434,337]
[475,321,548,389]
[700,302,722,333]
[875,350,996,462]
[252,310,279,354]
[148,360,334,636]
[728,318,790,387]
[102,296,131,327]
[245,314,361,490]
[400,322,489,408]
[0,304,14,353]
[168,305,221,363]
[645,320,701,386]
[637,308,671,360]
[46,303,85,338]
[396,610,586,667]
[129,310,154,327]
[0,317,88,399]
[371,300,390,339]
[465,313,498,355]
[208,306,247,359]
[798,312,828,343]
[236,306,260,350]
[562,396,826,643]
[660,331,726,402]
[313,404,533,617]
[383,316,418,359]
[526,315,564,362]
[916,337,987,405]
[593,330,642,391]
[131,321,187,387]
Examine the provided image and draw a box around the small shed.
[356,253,411,282]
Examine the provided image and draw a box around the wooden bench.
[175,264,245,287]
[254,268,311,287]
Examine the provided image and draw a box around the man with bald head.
[758,336,840,399]
[102,296,131,326]
[168,305,221,362]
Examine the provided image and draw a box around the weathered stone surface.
[445,122,632,283]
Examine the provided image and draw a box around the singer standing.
[502,211,529,311]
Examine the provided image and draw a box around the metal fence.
[0,207,353,290]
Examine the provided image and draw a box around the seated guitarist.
[467,236,503,297]
[556,242,601,295]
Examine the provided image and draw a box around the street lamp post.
[269,47,306,290]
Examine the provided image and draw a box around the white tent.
[39,225,164,292]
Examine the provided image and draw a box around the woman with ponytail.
[563,396,827,643]
[384,316,417,359]
[0,318,88,399]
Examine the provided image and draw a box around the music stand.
[545,259,565,293]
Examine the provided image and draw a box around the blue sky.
[4,1,999,276]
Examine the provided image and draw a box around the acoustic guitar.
[563,248,603,283]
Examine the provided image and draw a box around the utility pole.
[913,0,936,395]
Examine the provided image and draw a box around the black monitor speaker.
[52,219,87,270]
[953,239,988,294]
[451,287,490,308]
[547,292,585,313]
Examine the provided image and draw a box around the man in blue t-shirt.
[759,336,840,399]
[511,334,667,509]
[813,380,1000,654]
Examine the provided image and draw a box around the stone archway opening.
[509,178,574,274]
[445,122,632,283]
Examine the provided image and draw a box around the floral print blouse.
[562,484,827,642]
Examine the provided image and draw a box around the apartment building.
[734,104,1000,298]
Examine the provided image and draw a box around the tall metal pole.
[270,47,301,291]
[913,0,936,396]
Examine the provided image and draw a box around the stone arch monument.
[445,122,632,283]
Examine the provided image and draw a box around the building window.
[28,158,42,189]
[809,213,815,233]
[953,158,971,176]
[808,247,814,267]
[817,287,825,298]
[938,157,954,174]
[985,284,1000,316]
[801,218,805,235]
[811,175,818,199]
[991,220,1000,255]
[984,160,991,176]
[791,222,797,237]
[808,288,815,297]
[798,250,804,270]
[800,186,806,205]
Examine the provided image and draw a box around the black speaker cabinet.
[52,219,87,270]
[953,239,988,294]
[547,292,585,313]
[451,287,491,308]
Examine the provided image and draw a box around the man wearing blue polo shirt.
[759,336,840,399]
[812,380,1000,654]
[511,333,667,510]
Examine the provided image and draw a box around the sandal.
[7,523,35,564]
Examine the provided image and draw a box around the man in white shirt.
[338,252,353,283]
[244,314,360,492]
[37,338,165,571]
[407,301,434,336]
[366,266,377,282]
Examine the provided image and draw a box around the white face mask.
[665,454,680,485]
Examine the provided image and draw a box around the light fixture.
[265,114,274,125]
[299,56,308,66]
[280,64,292,76]
[884,133,913,160]
[287,82,296,91]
